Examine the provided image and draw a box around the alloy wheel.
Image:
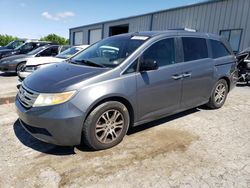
[95,109,124,144]
[214,83,226,104]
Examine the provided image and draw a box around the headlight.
[25,66,39,72]
[33,90,77,107]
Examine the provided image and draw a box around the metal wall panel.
[103,15,151,38]
[70,0,250,51]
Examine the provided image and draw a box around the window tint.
[210,40,231,58]
[141,38,175,67]
[39,46,58,56]
[22,43,34,50]
[51,46,59,56]
[182,37,208,61]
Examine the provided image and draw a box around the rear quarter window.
[182,37,208,62]
[210,39,231,58]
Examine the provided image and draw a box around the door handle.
[182,72,192,78]
[172,74,183,80]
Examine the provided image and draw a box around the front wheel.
[16,62,25,73]
[206,79,228,109]
[82,101,130,150]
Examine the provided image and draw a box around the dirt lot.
[0,74,249,187]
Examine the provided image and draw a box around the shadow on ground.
[237,82,250,87]
[127,108,199,135]
[0,72,16,77]
[14,108,200,154]
[13,120,76,155]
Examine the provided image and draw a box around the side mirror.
[140,59,158,72]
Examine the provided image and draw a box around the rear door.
[179,37,214,109]
[136,37,183,121]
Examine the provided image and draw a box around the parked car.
[236,47,250,84]
[18,45,89,80]
[0,39,27,50]
[0,41,56,59]
[0,45,69,73]
[16,31,238,150]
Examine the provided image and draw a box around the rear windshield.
[71,35,148,68]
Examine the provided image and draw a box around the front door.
[136,37,183,122]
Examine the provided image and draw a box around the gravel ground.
[0,72,18,98]
[0,84,249,188]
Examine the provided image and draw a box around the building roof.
[70,0,225,30]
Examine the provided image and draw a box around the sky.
[0,0,204,39]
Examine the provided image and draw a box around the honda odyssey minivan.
[15,31,238,150]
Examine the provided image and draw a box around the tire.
[16,62,25,73]
[206,79,228,109]
[83,101,130,150]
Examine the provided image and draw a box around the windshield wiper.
[74,59,106,68]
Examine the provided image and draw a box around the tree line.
[0,34,69,46]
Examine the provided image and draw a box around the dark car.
[0,41,56,59]
[0,45,70,73]
[16,31,238,150]
[0,39,27,50]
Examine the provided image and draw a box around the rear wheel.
[82,101,130,150]
[206,79,228,109]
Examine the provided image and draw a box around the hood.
[0,54,30,62]
[23,62,110,93]
[26,57,63,66]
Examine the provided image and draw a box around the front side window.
[210,40,231,58]
[71,35,147,68]
[124,60,138,74]
[220,29,242,53]
[182,37,208,62]
[140,38,175,67]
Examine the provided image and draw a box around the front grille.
[18,84,39,108]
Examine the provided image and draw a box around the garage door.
[89,29,102,45]
[74,31,83,45]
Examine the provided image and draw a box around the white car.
[18,45,89,80]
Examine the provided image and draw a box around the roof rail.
[168,28,196,32]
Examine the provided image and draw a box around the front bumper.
[15,96,85,146]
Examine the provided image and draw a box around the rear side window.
[182,37,208,61]
[210,40,231,58]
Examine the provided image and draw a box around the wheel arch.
[218,76,231,91]
[16,61,27,72]
[84,95,135,128]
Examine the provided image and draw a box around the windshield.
[27,46,46,55]
[56,46,83,59]
[71,35,147,68]
[5,40,24,49]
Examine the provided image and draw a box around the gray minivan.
[15,31,238,150]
